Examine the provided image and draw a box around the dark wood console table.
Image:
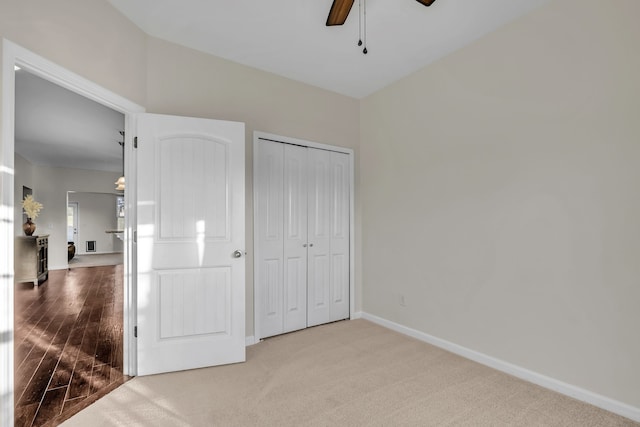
[15,235,49,285]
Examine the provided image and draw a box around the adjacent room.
[12,69,127,425]
[1,0,638,426]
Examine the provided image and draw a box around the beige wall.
[360,0,640,408]
[0,0,147,106]
[145,37,361,336]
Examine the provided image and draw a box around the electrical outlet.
[399,294,406,307]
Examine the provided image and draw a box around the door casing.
[1,39,144,425]
[252,131,356,341]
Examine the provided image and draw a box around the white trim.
[1,38,17,427]
[8,42,141,114]
[253,131,356,341]
[348,145,355,321]
[350,311,363,320]
[1,40,145,423]
[255,131,354,155]
[123,112,138,376]
[245,336,256,346]
[361,312,640,423]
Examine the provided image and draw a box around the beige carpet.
[61,320,637,426]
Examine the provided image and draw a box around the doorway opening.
[13,69,126,425]
[67,202,78,247]
[1,40,144,426]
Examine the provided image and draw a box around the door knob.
[233,250,243,258]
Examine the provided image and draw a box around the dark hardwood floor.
[14,264,129,427]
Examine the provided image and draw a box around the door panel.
[158,268,230,338]
[137,113,245,376]
[67,202,78,244]
[307,149,332,327]
[283,145,307,333]
[329,152,350,321]
[157,137,229,241]
[254,141,284,339]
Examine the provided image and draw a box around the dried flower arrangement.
[22,194,43,219]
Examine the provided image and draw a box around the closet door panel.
[330,152,350,321]
[283,145,308,333]
[255,136,351,338]
[307,148,332,327]
[255,141,285,338]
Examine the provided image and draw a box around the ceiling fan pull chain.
[362,0,368,54]
[358,0,363,46]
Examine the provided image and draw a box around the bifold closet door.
[307,149,350,327]
[255,142,308,338]
[282,144,308,333]
[256,140,350,338]
[255,141,285,338]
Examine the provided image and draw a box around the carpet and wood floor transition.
[61,319,637,426]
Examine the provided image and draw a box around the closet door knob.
[309,243,314,247]
[303,244,308,248]
[233,250,243,258]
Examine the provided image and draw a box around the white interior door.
[306,149,350,326]
[67,202,78,243]
[307,149,332,327]
[283,144,308,333]
[136,113,245,376]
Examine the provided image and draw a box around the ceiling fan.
[326,0,436,26]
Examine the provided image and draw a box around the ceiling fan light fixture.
[416,0,436,6]
[115,131,125,191]
[115,176,125,191]
[327,0,355,26]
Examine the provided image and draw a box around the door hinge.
[133,230,137,243]
[134,326,138,338]
[134,136,138,148]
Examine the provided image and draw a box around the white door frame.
[1,39,144,425]
[252,131,356,341]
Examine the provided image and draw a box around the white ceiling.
[14,70,124,173]
[108,0,549,99]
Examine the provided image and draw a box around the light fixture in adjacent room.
[115,176,125,191]
[115,131,125,191]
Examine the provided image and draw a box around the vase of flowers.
[22,195,43,236]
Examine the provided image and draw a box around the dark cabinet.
[15,235,49,285]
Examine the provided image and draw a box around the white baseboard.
[350,311,363,320]
[360,312,640,423]
[245,336,256,347]
[76,251,122,256]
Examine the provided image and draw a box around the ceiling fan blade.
[326,0,355,26]
[416,0,436,6]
